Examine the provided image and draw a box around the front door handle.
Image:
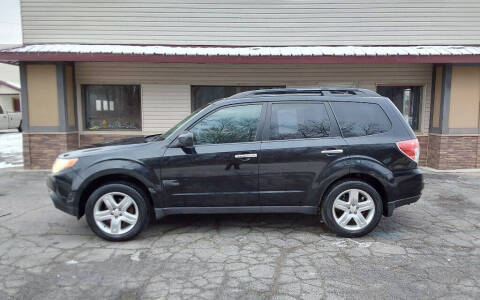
[234,153,257,159]
[321,149,343,154]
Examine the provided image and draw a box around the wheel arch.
[318,157,394,216]
[76,172,156,219]
[320,173,390,216]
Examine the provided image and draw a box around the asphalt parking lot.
[0,169,479,300]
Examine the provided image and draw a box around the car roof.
[213,87,386,106]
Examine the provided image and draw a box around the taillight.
[396,138,420,163]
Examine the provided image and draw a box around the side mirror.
[170,131,194,148]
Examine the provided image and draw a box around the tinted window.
[332,102,391,137]
[82,85,141,131]
[190,104,262,145]
[270,103,331,140]
[0,105,3,114]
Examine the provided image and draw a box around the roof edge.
[2,44,480,64]
[0,80,20,91]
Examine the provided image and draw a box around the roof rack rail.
[228,87,380,99]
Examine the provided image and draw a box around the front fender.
[72,158,161,208]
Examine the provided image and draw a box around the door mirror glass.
[171,131,194,148]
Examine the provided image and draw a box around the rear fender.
[308,156,350,206]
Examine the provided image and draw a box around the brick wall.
[23,133,143,169]
[426,134,480,169]
[23,132,79,169]
[22,132,480,170]
[416,135,428,166]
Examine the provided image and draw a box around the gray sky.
[0,0,22,46]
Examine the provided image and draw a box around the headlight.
[51,158,78,174]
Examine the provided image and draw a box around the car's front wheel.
[85,182,150,241]
[321,180,383,237]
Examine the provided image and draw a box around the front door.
[259,102,346,206]
[161,103,265,207]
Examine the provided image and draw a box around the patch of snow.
[3,44,480,57]
[130,251,141,261]
[0,132,23,168]
[66,260,78,265]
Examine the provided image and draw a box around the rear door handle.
[234,153,257,159]
[321,149,343,154]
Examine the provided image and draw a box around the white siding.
[22,0,480,46]
[142,84,190,132]
[75,62,432,133]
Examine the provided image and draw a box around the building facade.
[1,0,480,169]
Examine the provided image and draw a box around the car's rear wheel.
[321,180,382,237]
[85,182,150,241]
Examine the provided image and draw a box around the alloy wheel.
[332,188,375,231]
[93,192,139,235]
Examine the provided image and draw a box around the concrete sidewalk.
[0,169,479,299]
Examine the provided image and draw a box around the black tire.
[85,182,151,241]
[18,121,22,132]
[321,180,383,238]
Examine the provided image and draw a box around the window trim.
[185,102,267,146]
[375,83,425,133]
[263,101,341,142]
[81,84,142,131]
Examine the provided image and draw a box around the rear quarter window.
[331,102,392,137]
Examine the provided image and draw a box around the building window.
[269,103,331,140]
[82,85,141,131]
[191,86,285,111]
[376,86,422,131]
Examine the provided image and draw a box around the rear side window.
[269,103,331,140]
[331,102,391,137]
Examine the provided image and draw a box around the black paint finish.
[47,89,424,220]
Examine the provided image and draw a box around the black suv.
[48,88,423,241]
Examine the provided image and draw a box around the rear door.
[258,101,346,206]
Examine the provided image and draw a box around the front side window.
[83,85,141,130]
[191,86,284,111]
[376,86,421,131]
[190,104,262,145]
[269,103,331,140]
[332,102,391,137]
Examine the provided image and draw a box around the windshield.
[147,104,212,141]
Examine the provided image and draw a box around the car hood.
[80,136,147,149]
[58,137,168,159]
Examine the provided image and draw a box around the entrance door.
[161,103,265,207]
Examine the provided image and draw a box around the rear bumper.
[47,174,78,217]
[385,194,421,217]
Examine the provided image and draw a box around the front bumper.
[47,174,78,217]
